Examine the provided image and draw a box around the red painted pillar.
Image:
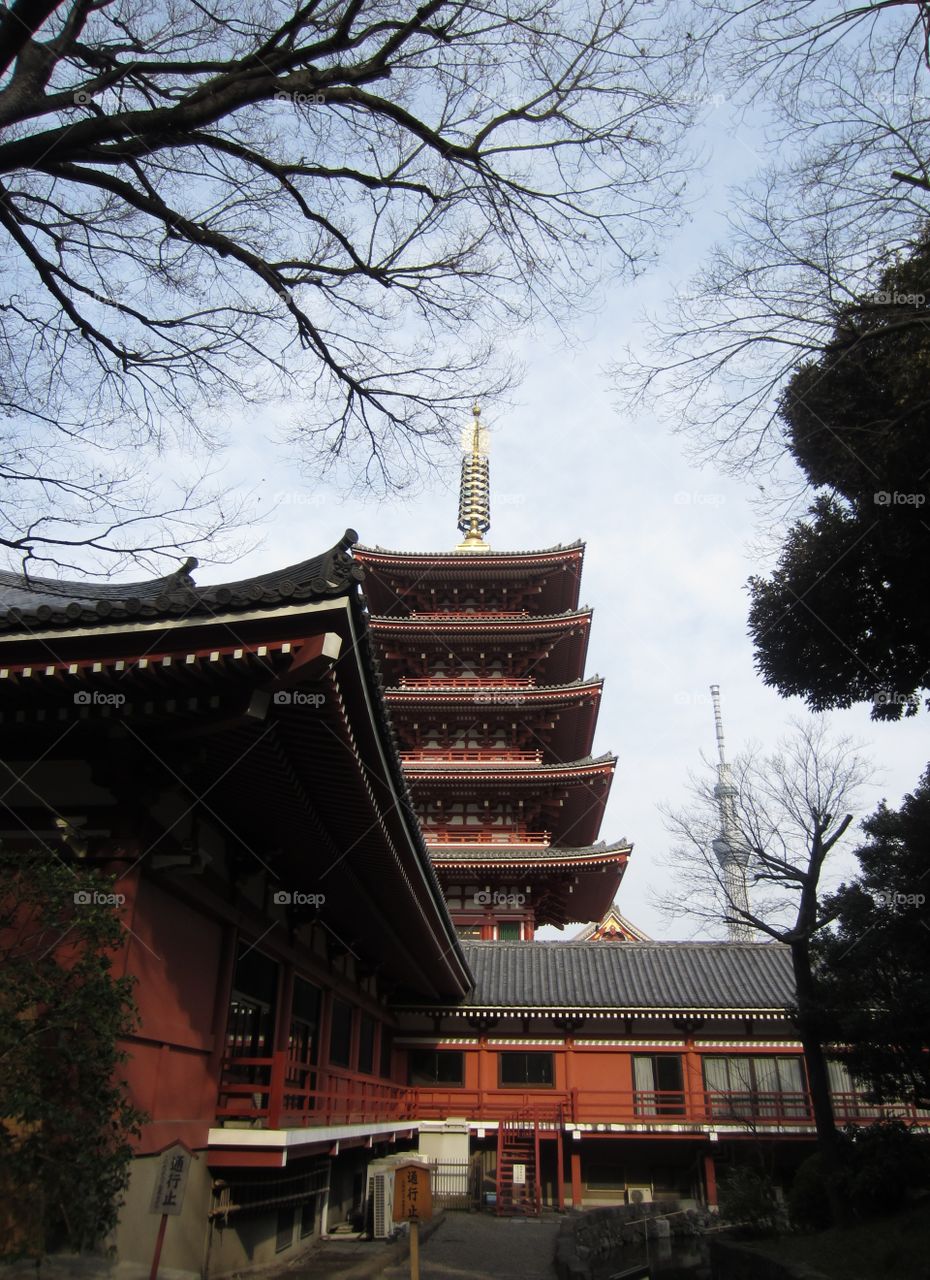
[570,1146,582,1209]
[556,1126,566,1210]
[703,1152,718,1208]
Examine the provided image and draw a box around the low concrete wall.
[554,1203,714,1280]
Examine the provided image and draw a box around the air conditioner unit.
[366,1154,427,1240]
[367,1168,395,1240]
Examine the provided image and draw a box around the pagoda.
[356,407,631,940]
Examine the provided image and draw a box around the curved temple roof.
[0,530,363,632]
[403,941,796,1015]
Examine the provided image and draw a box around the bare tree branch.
[0,0,707,571]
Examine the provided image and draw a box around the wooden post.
[409,1219,420,1280]
[148,1213,168,1280]
[703,1152,718,1208]
[556,1121,565,1210]
[570,1147,582,1209]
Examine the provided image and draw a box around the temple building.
[1,412,923,1278]
[355,406,631,942]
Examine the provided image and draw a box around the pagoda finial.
[709,684,753,942]
[455,401,491,552]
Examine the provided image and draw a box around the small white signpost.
[148,1141,195,1280]
[512,1163,526,1186]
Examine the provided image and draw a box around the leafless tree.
[615,0,930,487]
[0,0,706,573]
[660,716,873,1208]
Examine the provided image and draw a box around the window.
[285,977,321,1114]
[223,946,279,1113]
[380,1029,393,1079]
[632,1054,685,1115]
[226,946,279,1058]
[275,1207,295,1252]
[703,1056,808,1118]
[329,999,353,1068]
[497,922,521,941]
[500,1052,554,1087]
[358,1014,376,1075]
[408,1050,465,1086]
[299,1199,316,1239]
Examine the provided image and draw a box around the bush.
[788,1122,930,1229]
[718,1166,781,1234]
[788,1153,832,1231]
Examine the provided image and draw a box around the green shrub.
[718,1166,781,1234]
[788,1153,833,1230]
[788,1122,930,1229]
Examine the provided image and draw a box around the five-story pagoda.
[355,407,631,940]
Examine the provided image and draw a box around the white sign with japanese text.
[149,1144,192,1216]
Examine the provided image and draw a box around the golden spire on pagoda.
[455,402,491,552]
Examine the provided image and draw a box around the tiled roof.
[408,941,796,1013]
[572,906,652,942]
[0,531,363,633]
[357,541,585,560]
[427,839,631,864]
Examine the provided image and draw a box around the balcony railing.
[402,749,544,764]
[397,676,537,688]
[423,829,552,846]
[215,1061,930,1134]
[217,1055,413,1129]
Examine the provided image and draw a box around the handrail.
[423,829,551,846]
[402,749,544,763]
[397,675,537,687]
[215,1059,930,1133]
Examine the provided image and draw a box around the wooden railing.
[397,675,537,688]
[216,1062,930,1133]
[411,1087,930,1129]
[402,749,543,763]
[423,829,552,846]
[217,1055,413,1129]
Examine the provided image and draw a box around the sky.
[192,100,929,942]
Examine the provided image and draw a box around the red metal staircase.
[495,1110,541,1216]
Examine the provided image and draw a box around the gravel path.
[382,1213,559,1280]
